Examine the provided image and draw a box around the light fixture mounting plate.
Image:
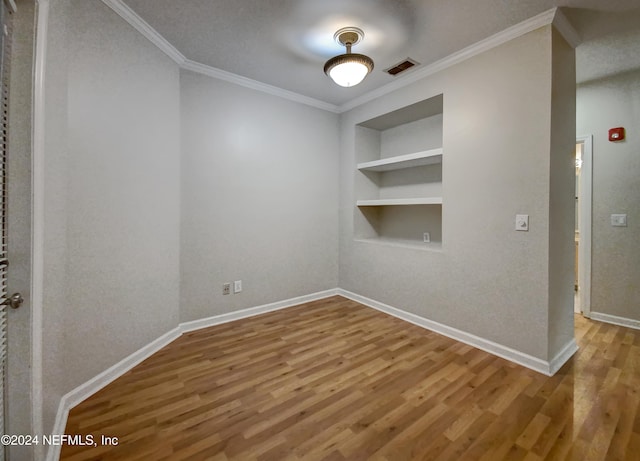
[334,27,364,47]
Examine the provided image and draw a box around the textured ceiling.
[121,0,640,106]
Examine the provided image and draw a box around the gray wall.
[42,0,181,433]
[41,0,70,436]
[548,29,577,356]
[179,70,339,322]
[36,1,581,441]
[577,69,640,322]
[339,25,575,363]
[40,0,340,437]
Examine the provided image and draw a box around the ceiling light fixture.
[324,27,374,88]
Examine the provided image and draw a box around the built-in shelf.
[354,93,444,248]
[356,197,442,207]
[357,148,443,172]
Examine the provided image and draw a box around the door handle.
[2,293,24,309]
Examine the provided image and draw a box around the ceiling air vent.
[385,58,420,76]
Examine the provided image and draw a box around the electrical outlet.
[515,214,529,231]
[222,282,231,295]
[234,280,242,294]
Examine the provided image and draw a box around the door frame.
[576,135,592,317]
[31,0,49,458]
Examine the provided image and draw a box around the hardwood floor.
[61,296,640,460]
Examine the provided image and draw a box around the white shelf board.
[354,237,443,252]
[357,148,443,172]
[356,197,442,207]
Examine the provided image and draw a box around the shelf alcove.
[354,94,444,250]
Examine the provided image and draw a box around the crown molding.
[552,8,582,49]
[339,8,561,112]
[4,0,17,13]
[100,0,186,65]
[182,59,340,113]
[99,2,578,115]
[100,0,339,113]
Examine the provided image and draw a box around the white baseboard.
[47,287,582,460]
[548,338,579,375]
[46,289,338,461]
[337,289,576,376]
[179,289,339,333]
[46,326,181,461]
[589,312,640,331]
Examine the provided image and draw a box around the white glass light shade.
[324,52,374,88]
[328,61,370,87]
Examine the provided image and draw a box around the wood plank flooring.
[61,296,640,460]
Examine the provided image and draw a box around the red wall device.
[608,127,625,142]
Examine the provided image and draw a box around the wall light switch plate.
[423,232,431,243]
[234,280,242,293]
[611,214,627,227]
[516,214,529,231]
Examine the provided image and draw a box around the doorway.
[574,136,592,316]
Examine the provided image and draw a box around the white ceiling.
[120,0,640,107]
